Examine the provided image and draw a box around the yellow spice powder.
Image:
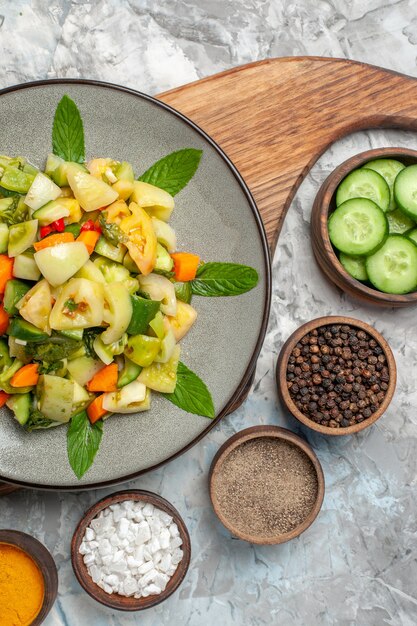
[0,543,44,626]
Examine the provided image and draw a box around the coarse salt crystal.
[80,499,184,599]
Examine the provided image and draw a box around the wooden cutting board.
[2,56,417,495]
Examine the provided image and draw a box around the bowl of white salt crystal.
[71,490,191,611]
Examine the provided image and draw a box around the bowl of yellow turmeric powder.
[0,530,58,625]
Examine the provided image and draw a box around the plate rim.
[0,78,272,490]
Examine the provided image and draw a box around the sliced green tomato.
[0,339,12,369]
[32,199,70,226]
[17,279,52,332]
[6,393,31,425]
[67,356,104,387]
[93,334,127,364]
[120,202,157,275]
[94,236,126,263]
[34,241,90,286]
[75,259,106,283]
[151,217,177,252]
[0,166,35,193]
[12,253,41,281]
[394,164,417,220]
[167,301,198,341]
[50,278,104,330]
[155,243,174,272]
[138,273,177,316]
[339,253,368,282]
[37,374,74,422]
[3,279,30,316]
[7,318,49,342]
[115,161,134,183]
[328,199,388,256]
[149,311,165,339]
[25,172,61,212]
[102,379,147,414]
[127,295,161,335]
[117,356,142,388]
[66,165,118,212]
[101,282,132,345]
[154,324,176,364]
[0,223,9,254]
[137,345,180,393]
[362,159,405,212]
[406,227,417,245]
[0,197,14,223]
[336,168,390,212]
[45,153,64,177]
[125,334,161,367]
[0,359,33,394]
[130,181,174,222]
[8,220,38,257]
[174,281,192,304]
[366,235,417,294]
[387,208,415,234]
[123,252,138,274]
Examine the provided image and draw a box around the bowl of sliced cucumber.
[311,147,417,307]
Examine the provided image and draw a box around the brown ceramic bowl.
[0,529,58,625]
[311,147,417,307]
[71,490,190,611]
[209,425,325,544]
[276,316,396,436]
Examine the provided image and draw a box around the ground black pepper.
[213,438,318,537]
[286,324,389,428]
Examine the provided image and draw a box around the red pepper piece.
[80,220,96,232]
[51,218,65,232]
[40,225,54,238]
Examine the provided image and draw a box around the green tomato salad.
[0,96,258,478]
[328,158,417,295]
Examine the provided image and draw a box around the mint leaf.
[67,410,103,479]
[52,95,85,163]
[138,148,202,196]
[190,262,258,297]
[162,361,215,418]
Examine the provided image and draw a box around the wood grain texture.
[275,316,397,435]
[311,147,417,307]
[158,56,417,251]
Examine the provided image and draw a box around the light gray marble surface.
[1,1,417,625]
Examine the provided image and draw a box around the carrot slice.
[87,363,118,392]
[0,304,9,335]
[171,252,200,282]
[76,230,100,255]
[0,391,10,408]
[33,232,74,251]
[10,363,39,387]
[87,394,108,424]
[0,256,14,295]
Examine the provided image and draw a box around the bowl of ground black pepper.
[276,316,396,435]
[209,426,325,544]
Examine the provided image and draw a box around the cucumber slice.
[387,208,415,234]
[12,253,41,281]
[0,223,9,253]
[51,161,86,187]
[94,236,125,263]
[3,279,30,315]
[339,253,368,282]
[394,164,417,220]
[406,227,417,245]
[7,318,49,342]
[8,220,38,257]
[366,235,417,294]
[6,393,31,425]
[362,159,405,212]
[328,198,388,256]
[25,173,61,212]
[336,168,390,212]
[32,200,70,225]
[155,243,174,272]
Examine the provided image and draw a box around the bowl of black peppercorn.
[276,316,397,435]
